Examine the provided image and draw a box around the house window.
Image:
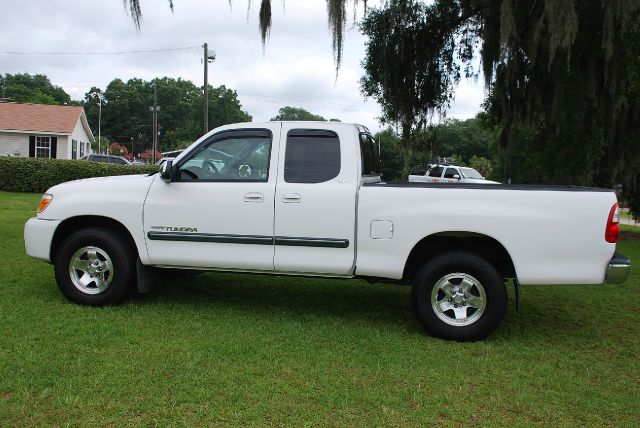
[35,136,51,158]
[79,141,85,158]
[72,140,77,159]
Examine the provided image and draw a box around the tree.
[1,73,72,104]
[372,116,496,180]
[122,0,359,71]
[91,137,110,154]
[140,148,162,163]
[361,1,640,190]
[418,117,494,164]
[374,127,404,181]
[108,142,129,157]
[468,155,494,180]
[361,2,467,139]
[270,106,327,121]
[208,85,252,129]
[82,77,251,155]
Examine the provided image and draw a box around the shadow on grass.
[25,267,626,343]
[131,271,422,333]
[127,271,614,343]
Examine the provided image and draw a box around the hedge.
[0,157,159,193]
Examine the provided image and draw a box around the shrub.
[0,157,159,193]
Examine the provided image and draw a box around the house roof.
[0,102,93,139]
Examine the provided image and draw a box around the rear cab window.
[359,133,380,177]
[284,129,341,183]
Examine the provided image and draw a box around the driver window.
[178,133,271,181]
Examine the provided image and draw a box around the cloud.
[0,0,485,133]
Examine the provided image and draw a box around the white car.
[409,164,499,184]
[24,121,630,340]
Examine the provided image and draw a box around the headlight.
[37,193,53,213]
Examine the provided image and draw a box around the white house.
[0,101,94,159]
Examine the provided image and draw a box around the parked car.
[24,121,630,340]
[409,164,499,184]
[80,154,132,166]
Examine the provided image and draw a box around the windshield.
[460,167,484,179]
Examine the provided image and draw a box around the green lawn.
[1,191,639,426]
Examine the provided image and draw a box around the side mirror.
[453,174,460,180]
[160,160,173,182]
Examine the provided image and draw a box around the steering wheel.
[238,164,252,178]
[202,160,220,177]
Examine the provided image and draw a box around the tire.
[54,227,136,306]
[412,251,507,341]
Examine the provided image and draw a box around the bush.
[0,157,159,193]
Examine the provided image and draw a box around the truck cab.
[145,122,376,275]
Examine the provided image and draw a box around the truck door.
[273,125,358,275]
[143,125,280,270]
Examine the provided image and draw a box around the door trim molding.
[274,236,349,248]
[147,232,273,245]
[147,232,349,248]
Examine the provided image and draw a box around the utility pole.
[148,82,160,164]
[203,42,216,135]
[204,42,208,134]
[95,92,103,154]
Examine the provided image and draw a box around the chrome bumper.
[605,252,631,284]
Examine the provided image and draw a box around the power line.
[0,46,201,55]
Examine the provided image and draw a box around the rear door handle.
[244,192,264,203]
[282,193,301,203]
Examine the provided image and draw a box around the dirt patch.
[620,231,640,241]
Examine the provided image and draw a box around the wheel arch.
[50,216,140,264]
[403,231,517,281]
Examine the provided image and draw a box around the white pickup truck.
[409,164,499,184]
[24,121,630,340]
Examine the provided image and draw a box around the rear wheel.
[54,227,136,306]
[412,251,507,340]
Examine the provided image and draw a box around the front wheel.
[54,227,136,306]
[412,251,507,340]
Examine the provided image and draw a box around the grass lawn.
[1,190,639,426]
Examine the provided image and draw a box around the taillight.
[605,203,620,243]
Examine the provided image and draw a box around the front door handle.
[282,193,301,203]
[244,192,264,203]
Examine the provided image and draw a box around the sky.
[0,0,485,132]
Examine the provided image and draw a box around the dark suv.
[80,154,132,166]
